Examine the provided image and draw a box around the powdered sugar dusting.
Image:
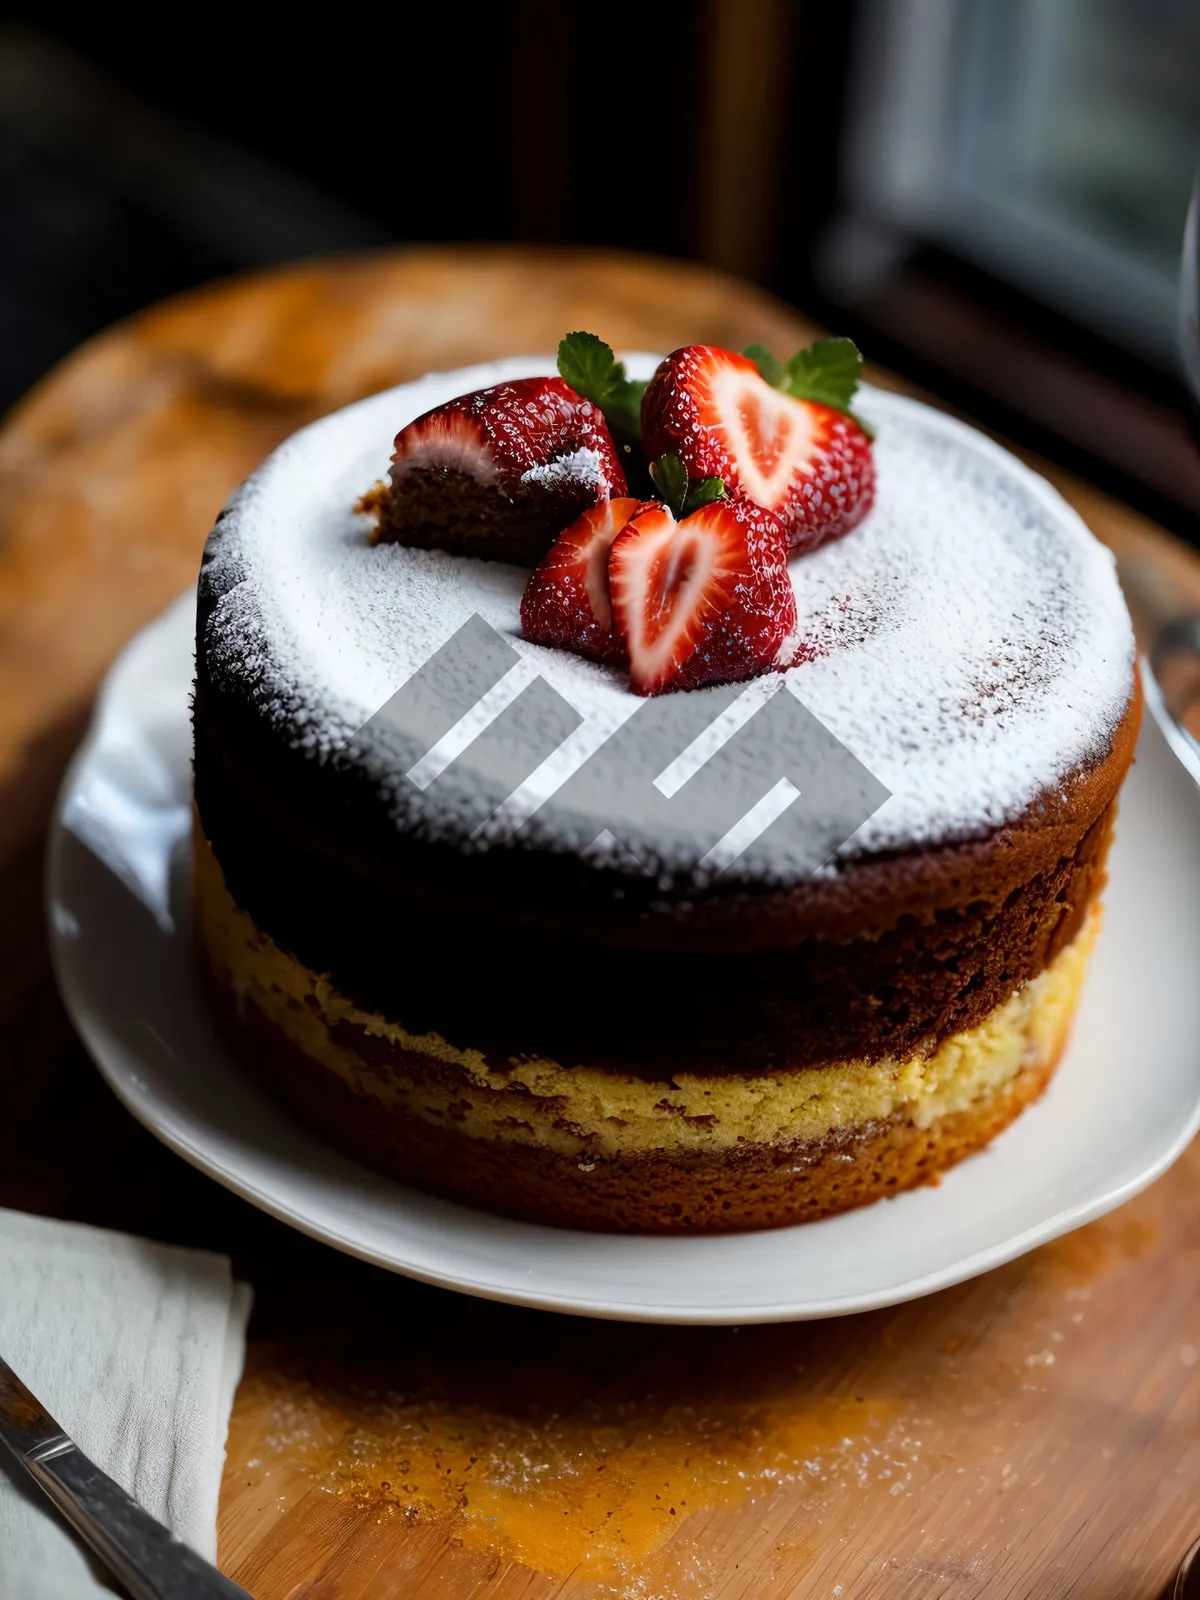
[199,355,1134,866]
[520,445,604,491]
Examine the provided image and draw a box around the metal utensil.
[1175,1533,1200,1598]
[1116,554,1200,785]
[0,1354,252,1599]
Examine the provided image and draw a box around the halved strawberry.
[520,497,642,662]
[375,376,627,564]
[641,341,875,554]
[609,489,796,695]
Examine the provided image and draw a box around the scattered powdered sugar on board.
[199,355,1134,866]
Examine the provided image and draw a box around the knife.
[0,1353,252,1599]
[1177,1534,1200,1598]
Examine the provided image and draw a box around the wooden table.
[4,246,1200,1600]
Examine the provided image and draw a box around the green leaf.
[557,331,619,402]
[606,377,648,445]
[743,344,785,389]
[783,337,864,414]
[648,455,689,518]
[648,459,728,519]
[557,330,646,447]
[682,475,727,517]
[848,409,876,442]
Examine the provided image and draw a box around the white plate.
[48,592,1200,1324]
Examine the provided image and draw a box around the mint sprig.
[743,336,875,439]
[649,455,726,520]
[742,343,784,389]
[557,331,647,448]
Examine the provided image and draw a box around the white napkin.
[0,1208,252,1598]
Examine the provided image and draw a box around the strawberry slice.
[641,341,875,554]
[520,497,642,662]
[609,488,796,695]
[375,376,627,564]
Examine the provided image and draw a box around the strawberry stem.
[648,454,688,517]
[683,475,727,516]
[649,456,727,520]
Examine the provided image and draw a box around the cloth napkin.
[0,1208,252,1598]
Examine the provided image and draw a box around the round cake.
[193,352,1139,1233]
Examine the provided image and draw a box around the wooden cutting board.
[3,246,1200,1600]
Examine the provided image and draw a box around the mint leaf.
[682,475,727,517]
[557,331,618,401]
[607,377,649,446]
[648,455,688,518]
[747,336,875,436]
[557,330,646,447]
[782,337,864,414]
[743,344,784,389]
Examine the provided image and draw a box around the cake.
[193,338,1139,1234]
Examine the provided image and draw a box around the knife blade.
[0,1354,252,1599]
[1176,1532,1200,1598]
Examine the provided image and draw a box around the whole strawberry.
[376,376,627,564]
[641,339,875,554]
[608,458,796,695]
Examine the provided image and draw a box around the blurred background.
[2,0,1198,538]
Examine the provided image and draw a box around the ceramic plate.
[47,592,1200,1323]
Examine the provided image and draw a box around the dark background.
[2,1,1198,538]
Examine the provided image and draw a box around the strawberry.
[609,461,796,695]
[376,376,627,564]
[641,339,875,554]
[520,497,642,662]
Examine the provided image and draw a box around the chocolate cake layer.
[373,466,600,565]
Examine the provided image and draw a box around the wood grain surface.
[3,246,1200,1600]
